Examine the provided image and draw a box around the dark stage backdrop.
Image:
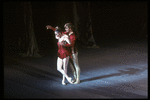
[3,1,148,54]
[90,2,148,44]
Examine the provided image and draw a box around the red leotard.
[57,42,71,59]
[50,27,76,57]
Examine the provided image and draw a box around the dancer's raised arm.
[46,25,56,31]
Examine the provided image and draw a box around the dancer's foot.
[62,81,67,85]
[62,78,67,85]
[74,80,80,84]
[67,77,73,84]
[72,78,76,83]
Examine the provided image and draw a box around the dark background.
[3,1,148,55]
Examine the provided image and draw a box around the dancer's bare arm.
[59,35,71,44]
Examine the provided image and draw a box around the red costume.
[51,27,56,31]
[64,32,77,54]
[50,26,80,84]
[51,27,77,58]
[57,39,71,59]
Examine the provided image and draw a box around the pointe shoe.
[62,82,67,85]
[62,80,66,85]
[72,78,76,83]
[68,77,73,84]
[74,80,80,84]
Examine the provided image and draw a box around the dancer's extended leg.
[57,57,73,84]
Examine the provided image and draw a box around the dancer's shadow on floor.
[5,61,60,80]
[81,73,122,83]
[81,67,146,83]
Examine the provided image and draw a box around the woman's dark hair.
[55,26,62,33]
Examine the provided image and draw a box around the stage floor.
[4,40,148,99]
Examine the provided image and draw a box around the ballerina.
[47,26,73,85]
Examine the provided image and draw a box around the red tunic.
[64,33,78,54]
[57,42,71,59]
[50,27,77,56]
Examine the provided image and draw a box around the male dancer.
[63,23,80,84]
[46,23,80,84]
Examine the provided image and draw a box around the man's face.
[65,26,70,33]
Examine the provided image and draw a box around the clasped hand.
[59,41,66,46]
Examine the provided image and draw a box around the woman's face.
[55,32,61,39]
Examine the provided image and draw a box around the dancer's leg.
[69,57,77,81]
[62,56,69,85]
[72,52,80,84]
[57,57,73,84]
[57,57,64,85]
[57,57,63,73]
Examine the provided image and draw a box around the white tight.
[57,56,70,82]
[70,52,80,82]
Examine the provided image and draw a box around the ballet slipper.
[72,78,76,83]
[73,80,80,84]
[67,77,73,84]
[62,81,67,85]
